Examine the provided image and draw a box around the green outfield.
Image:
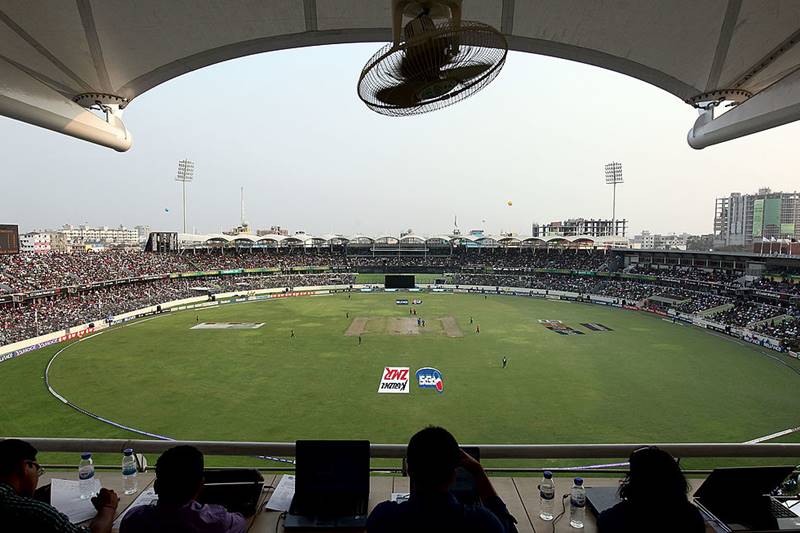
[1,292,799,467]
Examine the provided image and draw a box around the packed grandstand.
[0,248,797,351]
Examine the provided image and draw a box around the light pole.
[175,159,195,234]
[604,162,623,236]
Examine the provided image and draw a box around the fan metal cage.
[358,21,508,117]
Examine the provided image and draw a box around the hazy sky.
[2,43,799,237]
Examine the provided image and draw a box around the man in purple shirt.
[120,445,246,533]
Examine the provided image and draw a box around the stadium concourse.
[0,248,798,351]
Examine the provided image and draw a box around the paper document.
[391,492,410,503]
[265,474,295,512]
[50,478,98,524]
[112,486,158,529]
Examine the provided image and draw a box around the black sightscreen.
[385,275,415,288]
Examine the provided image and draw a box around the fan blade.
[375,80,427,107]
[440,63,492,82]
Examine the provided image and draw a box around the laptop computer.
[585,485,622,516]
[284,440,370,530]
[694,466,800,532]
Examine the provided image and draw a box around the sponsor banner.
[178,271,219,278]
[1,325,96,364]
[395,299,409,305]
[360,288,374,292]
[220,269,243,275]
[412,299,422,305]
[385,288,398,292]
[432,288,446,292]
[416,367,444,393]
[0,338,60,363]
[378,366,410,393]
[59,326,95,343]
[408,288,421,292]
[789,351,799,360]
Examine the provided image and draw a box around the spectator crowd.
[0,249,797,348]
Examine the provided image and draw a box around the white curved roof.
[3,1,800,150]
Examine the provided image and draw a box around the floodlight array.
[604,162,623,184]
[176,159,195,182]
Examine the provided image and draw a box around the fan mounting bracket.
[392,0,462,44]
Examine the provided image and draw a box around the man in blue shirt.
[367,427,516,533]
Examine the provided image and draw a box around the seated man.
[368,426,516,533]
[120,444,246,533]
[0,438,119,533]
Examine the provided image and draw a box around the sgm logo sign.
[378,366,410,394]
[416,367,444,393]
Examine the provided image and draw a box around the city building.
[59,224,140,246]
[19,232,51,253]
[135,225,151,243]
[257,225,289,236]
[713,188,800,249]
[631,231,693,250]
[19,231,70,253]
[533,218,627,238]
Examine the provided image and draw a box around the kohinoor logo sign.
[378,366,410,394]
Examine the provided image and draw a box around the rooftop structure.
[3,2,800,150]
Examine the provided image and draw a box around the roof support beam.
[76,0,113,93]
[501,0,515,34]
[705,0,741,91]
[688,66,800,149]
[303,0,318,32]
[0,59,131,151]
[0,8,92,93]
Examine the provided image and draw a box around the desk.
[249,475,716,533]
[39,471,156,531]
[36,473,715,532]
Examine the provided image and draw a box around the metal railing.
[10,438,800,459]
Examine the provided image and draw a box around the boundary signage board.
[378,367,410,393]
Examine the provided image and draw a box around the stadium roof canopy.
[4,1,800,151]
[177,232,623,248]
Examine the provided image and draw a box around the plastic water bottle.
[569,477,586,529]
[78,453,96,500]
[122,448,138,495]
[539,470,555,520]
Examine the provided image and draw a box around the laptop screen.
[295,440,370,499]
[694,466,795,503]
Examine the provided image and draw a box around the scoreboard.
[0,224,19,255]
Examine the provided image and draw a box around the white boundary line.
[744,426,800,444]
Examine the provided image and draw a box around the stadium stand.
[1,250,798,349]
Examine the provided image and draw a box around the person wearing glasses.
[597,446,704,533]
[0,439,119,533]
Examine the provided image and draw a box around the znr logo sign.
[378,366,410,394]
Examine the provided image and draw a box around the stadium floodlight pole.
[175,159,195,234]
[604,162,623,236]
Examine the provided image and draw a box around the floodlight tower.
[604,161,623,236]
[175,159,195,234]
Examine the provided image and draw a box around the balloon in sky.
[506,200,513,206]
